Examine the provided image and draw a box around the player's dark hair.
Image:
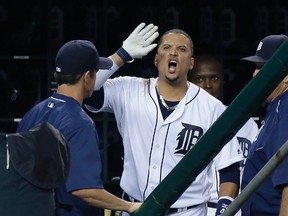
[191,54,223,75]
[158,29,194,55]
[53,72,83,86]
[54,70,96,86]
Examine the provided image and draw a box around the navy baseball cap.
[241,34,288,63]
[55,40,113,74]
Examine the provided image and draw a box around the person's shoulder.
[48,97,92,125]
[60,110,95,134]
[21,98,50,117]
[66,106,93,124]
[112,76,157,89]
[107,76,151,86]
[187,84,226,113]
[238,117,259,137]
[246,117,258,128]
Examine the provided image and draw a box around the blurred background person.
[188,54,224,101]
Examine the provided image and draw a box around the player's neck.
[157,80,189,101]
[57,84,84,105]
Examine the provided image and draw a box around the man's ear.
[154,54,158,66]
[83,70,90,82]
[189,57,195,70]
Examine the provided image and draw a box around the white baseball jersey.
[91,77,243,213]
[207,116,259,216]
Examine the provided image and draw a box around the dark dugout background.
[0,0,287,184]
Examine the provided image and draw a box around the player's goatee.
[165,75,179,82]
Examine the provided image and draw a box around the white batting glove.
[117,23,159,62]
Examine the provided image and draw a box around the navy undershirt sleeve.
[219,162,240,185]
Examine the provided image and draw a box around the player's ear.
[154,54,158,66]
[83,70,91,82]
[189,57,194,70]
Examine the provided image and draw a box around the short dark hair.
[53,72,83,86]
[158,29,194,55]
[188,54,223,81]
[54,70,96,86]
[193,54,223,74]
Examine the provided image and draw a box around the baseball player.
[86,26,244,216]
[188,54,259,216]
[16,22,159,216]
[240,34,288,216]
[206,121,258,216]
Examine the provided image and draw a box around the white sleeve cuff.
[94,56,119,90]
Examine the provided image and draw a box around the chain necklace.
[157,81,189,111]
[159,94,178,111]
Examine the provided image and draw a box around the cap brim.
[97,57,113,69]
[240,55,267,63]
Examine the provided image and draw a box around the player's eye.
[178,46,187,52]
[211,76,219,81]
[194,77,203,83]
[162,44,171,50]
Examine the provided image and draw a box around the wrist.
[128,202,141,213]
[215,196,233,216]
[116,47,134,63]
[218,196,234,202]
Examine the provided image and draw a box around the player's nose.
[203,79,212,88]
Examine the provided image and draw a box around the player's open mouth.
[169,60,177,72]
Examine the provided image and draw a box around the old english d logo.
[175,123,203,155]
[237,136,252,167]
